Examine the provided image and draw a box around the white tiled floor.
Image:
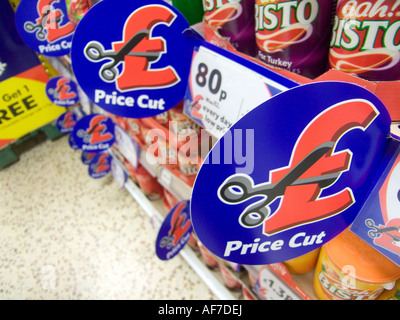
[0,134,216,299]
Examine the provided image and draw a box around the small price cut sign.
[186,45,291,138]
[254,266,301,300]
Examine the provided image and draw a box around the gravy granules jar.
[329,0,400,81]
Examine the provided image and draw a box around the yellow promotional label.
[0,76,65,140]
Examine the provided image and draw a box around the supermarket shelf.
[124,178,237,300]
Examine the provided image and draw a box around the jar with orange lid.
[313,228,400,300]
[284,248,321,275]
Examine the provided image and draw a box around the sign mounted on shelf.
[351,141,400,267]
[71,0,195,119]
[156,200,193,260]
[15,0,75,56]
[46,76,79,107]
[190,81,393,265]
[184,42,298,138]
[56,110,77,133]
[88,152,112,179]
[71,113,115,152]
[0,0,65,148]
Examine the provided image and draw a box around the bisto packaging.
[203,0,257,56]
[329,0,400,81]
[255,0,338,78]
[313,228,400,300]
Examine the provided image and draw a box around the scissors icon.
[84,29,161,82]
[77,122,102,143]
[24,7,62,41]
[160,202,191,249]
[365,219,400,243]
[219,141,339,227]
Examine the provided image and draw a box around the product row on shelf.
[106,103,317,300]
[31,18,400,301]
[3,0,400,301]
[101,96,399,301]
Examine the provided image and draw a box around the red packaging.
[156,138,179,168]
[125,118,141,138]
[124,158,138,183]
[163,188,179,209]
[329,0,400,81]
[153,111,169,125]
[187,234,198,248]
[135,164,163,200]
[219,263,242,290]
[198,241,219,268]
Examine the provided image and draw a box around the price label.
[253,266,300,300]
[184,44,297,138]
[114,124,140,169]
[111,156,127,188]
[159,168,173,187]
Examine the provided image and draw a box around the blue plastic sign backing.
[156,200,193,260]
[71,0,194,119]
[56,110,77,133]
[71,113,115,152]
[15,0,75,56]
[88,152,112,178]
[351,141,400,267]
[191,81,392,265]
[46,76,79,107]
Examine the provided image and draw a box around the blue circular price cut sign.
[88,152,112,179]
[70,0,194,118]
[190,82,392,265]
[71,113,115,153]
[156,200,193,261]
[46,76,79,107]
[81,151,97,165]
[15,0,75,56]
[56,110,77,133]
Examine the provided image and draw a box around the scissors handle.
[219,174,257,203]
[100,64,118,82]
[85,41,108,61]
[240,201,270,228]
[24,21,38,32]
[365,219,377,228]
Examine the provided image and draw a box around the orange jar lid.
[325,228,400,284]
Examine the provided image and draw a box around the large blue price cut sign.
[190,82,392,265]
[71,0,196,118]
